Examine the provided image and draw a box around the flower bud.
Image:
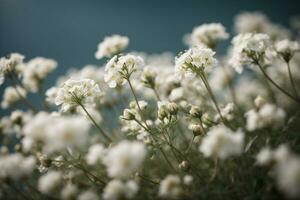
[191,124,204,136]
[167,102,178,115]
[254,96,266,109]
[179,160,190,171]
[158,106,168,120]
[189,106,202,118]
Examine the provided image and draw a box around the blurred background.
[0,0,300,87]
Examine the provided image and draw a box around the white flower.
[103,179,139,200]
[23,113,90,153]
[0,153,36,180]
[45,86,58,105]
[159,175,182,199]
[38,171,62,194]
[19,57,57,92]
[78,190,99,200]
[190,23,229,47]
[175,45,217,79]
[229,33,270,73]
[199,125,244,159]
[60,184,78,200]
[275,39,300,61]
[85,143,105,165]
[234,12,270,34]
[0,53,24,85]
[245,103,286,131]
[104,54,144,88]
[55,78,102,112]
[183,175,193,186]
[95,35,129,59]
[256,147,273,165]
[102,140,146,178]
[1,86,27,109]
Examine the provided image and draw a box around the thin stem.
[256,62,300,104]
[185,135,195,154]
[198,72,226,124]
[77,101,112,143]
[8,73,38,112]
[286,61,300,99]
[127,78,143,113]
[152,86,161,101]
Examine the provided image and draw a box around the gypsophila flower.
[78,190,99,200]
[60,184,78,200]
[102,140,146,178]
[275,39,300,61]
[0,53,24,85]
[18,57,57,92]
[55,78,102,112]
[45,86,58,105]
[245,103,286,131]
[229,33,271,73]
[199,125,244,159]
[0,153,36,180]
[22,113,90,153]
[85,143,106,165]
[1,86,27,109]
[103,179,139,200]
[256,147,273,166]
[104,54,144,88]
[95,35,129,59]
[38,171,62,194]
[175,45,217,79]
[189,23,229,48]
[159,175,182,199]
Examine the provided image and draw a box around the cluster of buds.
[158,102,179,124]
[121,108,136,121]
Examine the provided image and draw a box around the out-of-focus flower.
[102,140,146,178]
[38,171,62,194]
[159,175,182,199]
[0,153,36,180]
[189,23,229,48]
[0,53,24,85]
[95,35,129,59]
[245,103,286,131]
[103,179,139,200]
[1,86,27,109]
[85,143,106,165]
[18,57,57,92]
[275,39,300,62]
[199,125,244,159]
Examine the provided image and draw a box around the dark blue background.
[0,0,299,87]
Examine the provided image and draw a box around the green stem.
[286,61,300,99]
[256,62,300,104]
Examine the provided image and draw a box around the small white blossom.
[85,143,106,165]
[199,125,244,159]
[190,23,229,48]
[159,175,182,199]
[229,33,270,73]
[0,53,24,85]
[175,45,217,79]
[1,86,27,109]
[95,35,129,59]
[78,190,99,200]
[275,39,300,61]
[38,171,62,194]
[18,57,57,92]
[245,103,286,131]
[102,140,146,178]
[61,184,78,200]
[55,79,102,112]
[104,54,144,88]
[256,147,273,165]
[0,153,36,180]
[103,179,139,200]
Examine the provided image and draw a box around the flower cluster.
[1,11,300,200]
